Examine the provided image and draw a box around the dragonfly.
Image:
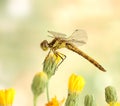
[40,29,106,72]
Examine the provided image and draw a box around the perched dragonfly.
[40,29,106,72]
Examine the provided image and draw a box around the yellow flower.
[65,74,85,106]
[45,96,64,106]
[68,73,85,93]
[0,88,15,105]
[108,102,120,106]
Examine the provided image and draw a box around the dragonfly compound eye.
[40,40,49,51]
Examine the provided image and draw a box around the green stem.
[46,81,50,102]
[34,95,37,106]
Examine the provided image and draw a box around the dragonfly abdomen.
[66,43,106,72]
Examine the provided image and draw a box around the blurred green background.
[0,0,120,105]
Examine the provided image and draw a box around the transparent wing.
[48,31,67,38]
[67,29,88,46]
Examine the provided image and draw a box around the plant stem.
[46,81,50,102]
[34,95,37,106]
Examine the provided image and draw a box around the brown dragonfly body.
[40,29,106,72]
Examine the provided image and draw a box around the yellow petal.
[5,88,15,104]
[0,90,6,105]
[0,88,15,105]
[68,73,85,93]
[46,96,64,106]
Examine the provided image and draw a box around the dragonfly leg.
[43,50,66,70]
[54,51,66,68]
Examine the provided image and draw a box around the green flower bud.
[31,71,48,97]
[65,93,80,106]
[43,51,65,79]
[84,95,97,106]
[105,86,117,104]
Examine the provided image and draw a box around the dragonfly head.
[40,40,49,51]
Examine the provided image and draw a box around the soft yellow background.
[0,0,120,105]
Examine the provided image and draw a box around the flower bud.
[105,86,117,104]
[84,95,97,106]
[31,71,48,97]
[43,51,65,79]
[65,93,80,106]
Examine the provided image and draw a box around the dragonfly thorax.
[40,40,49,51]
